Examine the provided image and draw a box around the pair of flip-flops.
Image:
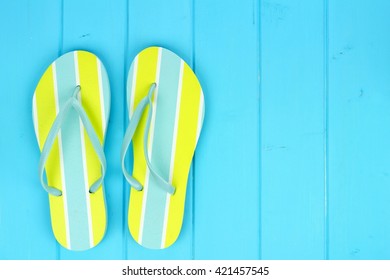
[32,47,205,251]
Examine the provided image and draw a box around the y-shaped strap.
[38,86,106,196]
[121,83,175,195]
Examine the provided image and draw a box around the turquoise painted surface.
[0,0,389,259]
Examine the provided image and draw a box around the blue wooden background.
[0,0,389,260]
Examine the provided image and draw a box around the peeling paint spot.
[80,33,91,38]
[262,1,289,24]
[351,248,360,255]
[264,145,287,151]
[332,44,354,60]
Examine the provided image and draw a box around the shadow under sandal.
[33,50,110,251]
[121,46,205,249]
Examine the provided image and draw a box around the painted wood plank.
[260,0,326,259]
[60,0,127,259]
[328,0,390,259]
[193,0,260,259]
[0,0,61,259]
[126,0,194,259]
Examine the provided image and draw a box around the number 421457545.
[215,266,269,276]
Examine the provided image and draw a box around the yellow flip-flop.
[121,46,205,249]
[33,50,110,251]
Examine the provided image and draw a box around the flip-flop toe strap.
[39,86,106,197]
[121,83,176,195]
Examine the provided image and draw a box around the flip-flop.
[32,50,110,251]
[121,46,205,249]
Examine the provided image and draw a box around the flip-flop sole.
[127,46,205,249]
[32,50,110,251]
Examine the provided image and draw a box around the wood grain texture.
[261,0,326,259]
[193,0,261,259]
[328,0,390,259]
